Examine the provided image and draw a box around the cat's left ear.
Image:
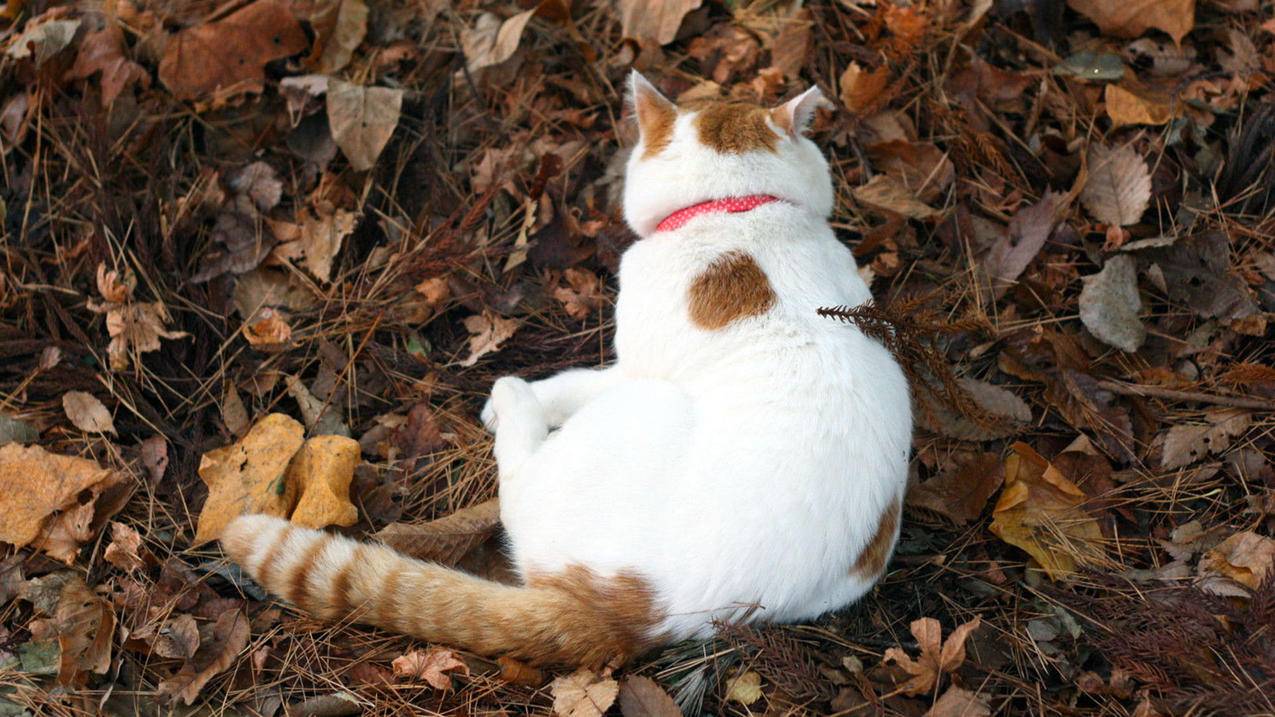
[771,86,826,137]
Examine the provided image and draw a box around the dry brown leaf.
[300,0,368,74]
[1080,144,1151,227]
[498,655,546,686]
[284,374,349,437]
[1105,83,1178,126]
[883,616,981,696]
[61,391,116,435]
[194,413,304,545]
[853,174,940,219]
[926,686,992,717]
[461,9,537,72]
[327,80,402,172]
[374,498,501,565]
[392,647,469,690]
[460,311,519,367]
[63,24,148,107]
[288,435,360,530]
[21,571,115,686]
[103,521,145,573]
[1161,410,1252,469]
[554,268,606,321]
[295,205,358,282]
[152,614,200,660]
[619,675,684,717]
[724,670,762,705]
[840,62,890,115]
[770,9,811,79]
[907,452,1005,525]
[552,668,620,717]
[6,18,79,65]
[0,444,118,549]
[158,609,250,705]
[158,0,308,101]
[1067,0,1195,44]
[989,443,1108,578]
[1198,531,1275,592]
[1079,254,1146,352]
[243,308,293,349]
[618,0,703,45]
[983,191,1065,292]
[918,377,1031,441]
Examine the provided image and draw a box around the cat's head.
[622,71,833,238]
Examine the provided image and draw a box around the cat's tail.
[220,514,663,667]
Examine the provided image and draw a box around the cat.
[221,71,913,668]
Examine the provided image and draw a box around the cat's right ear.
[628,71,676,143]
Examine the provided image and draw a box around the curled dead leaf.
[392,647,469,690]
[460,311,519,367]
[883,616,981,696]
[552,669,620,717]
[158,609,250,705]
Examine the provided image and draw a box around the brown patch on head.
[525,565,665,668]
[687,250,777,330]
[853,498,901,576]
[636,90,676,158]
[693,101,780,154]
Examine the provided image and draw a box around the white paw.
[484,376,535,432]
[480,395,498,432]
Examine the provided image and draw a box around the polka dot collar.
[655,194,783,233]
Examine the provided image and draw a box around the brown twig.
[1096,380,1275,413]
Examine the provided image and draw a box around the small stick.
[1096,380,1275,413]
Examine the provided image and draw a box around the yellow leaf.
[724,670,762,705]
[0,444,119,549]
[989,443,1107,579]
[193,413,304,545]
[288,435,360,529]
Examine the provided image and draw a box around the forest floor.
[1,0,1274,715]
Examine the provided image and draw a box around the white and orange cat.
[222,72,912,667]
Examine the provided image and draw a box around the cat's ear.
[771,86,825,137]
[628,71,676,141]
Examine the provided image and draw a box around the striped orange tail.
[220,515,662,666]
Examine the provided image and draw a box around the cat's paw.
[480,395,498,432]
[484,376,537,433]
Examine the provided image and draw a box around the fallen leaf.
[0,444,119,549]
[907,452,1005,525]
[158,0,308,101]
[103,521,145,573]
[620,675,684,717]
[618,0,703,45]
[227,162,283,214]
[840,62,891,115]
[460,311,519,367]
[158,609,250,705]
[300,0,368,74]
[724,670,762,705]
[326,80,403,172]
[1105,83,1178,127]
[293,205,358,282]
[461,9,537,72]
[152,614,200,660]
[392,647,469,690]
[1079,254,1146,352]
[6,18,80,65]
[20,571,114,686]
[374,498,501,566]
[770,9,811,78]
[1067,0,1195,44]
[1198,531,1275,592]
[989,443,1108,579]
[1141,231,1259,321]
[193,413,305,546]
[61,391,116,435]
[883,616,981,696]
[553,268,606,320]
[63,24,148,107]
[287,435,360,530]
[552,668,620,717]
[243,308,293,349]
[284,374,349,437]
[853,174,940,219]
[926,686,992,717]
[1160,410,1251,469]
[918,377,1032,441]
[1080,144,1151,227]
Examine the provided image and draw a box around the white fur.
[484,73,912,640]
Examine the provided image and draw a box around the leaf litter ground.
[1,0,1275,715]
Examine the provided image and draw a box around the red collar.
[655,194,782,233]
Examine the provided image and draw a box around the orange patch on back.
[687,251,777,330]
[853,498,901,576]
[637,91,676,158]
[693,102,780,154]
